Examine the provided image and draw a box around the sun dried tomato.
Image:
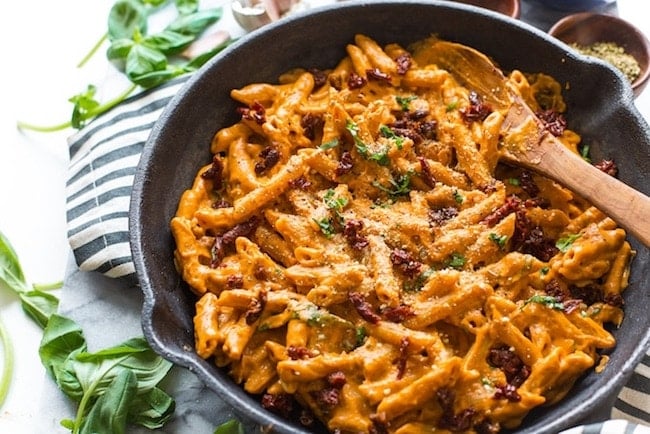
[348,72,367,89]
[210,216,260,267]
[201,154,224,190]
[418,156,436,188]
[261,393,293,418]
[309,68,328,88]
[366,68,392,83]
[255,146,280,175]
[395,52,413,75]
[390,248,422,278]
[493,383,521,402]
[348,292,381,324]
[594,159,618,177]
[537,109,567,136]
[335,151,354,177]
[244,289,267,325]
[343,219,369,250]
[301,113,324,140]
[460,91,492,123]
[289,176,312,190]
[382,304,415,323]
[237,101,266,124]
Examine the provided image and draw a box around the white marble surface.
[1,1,650,433]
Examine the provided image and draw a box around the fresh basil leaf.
[165,8,222,36]
[175,0,199,15]
[72,338,173,396]
[107,38,135,68]
[0,230,29,292]
[108,0,148,41]
[184,37,234,71]
[143,30,195,55]
[128,386,175,428]
[125,43,168,79]
[69,85,101,129]
[79,370,137,434]
[18,289,59,329]
[39,314,87,378]
[130,68,183,88]
[142,0,170,6]
[214,419,245,434]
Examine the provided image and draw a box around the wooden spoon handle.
[535,134,650,247]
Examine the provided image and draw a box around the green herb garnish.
[396,95,417,111]
[488,233,508,249]
[446,101,459,112]
[446,253,466,269]
[379,125,405,149]
[452,189,464,204]
[347,119,391,166]
[523,295,564,310]
[313,217,336,238]
[372,170,414,199]
[507,177,520,186]
[580,144,592,163]
[319,139,340,150]
[556,233,581,252]
[403,267,434,292]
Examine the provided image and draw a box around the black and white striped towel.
[66,76,189,280]
[64,75,649,432]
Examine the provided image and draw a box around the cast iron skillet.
[130,1,650,432]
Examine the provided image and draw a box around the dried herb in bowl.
[571,41,641,83]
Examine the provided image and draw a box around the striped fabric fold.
[65,76,189,280]
[63,71,650,430]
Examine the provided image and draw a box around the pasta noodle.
[172,34,634,433]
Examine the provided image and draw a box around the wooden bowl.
[549,12,650,97]
[450,0,520,18]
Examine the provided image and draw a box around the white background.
[0,0,649,433]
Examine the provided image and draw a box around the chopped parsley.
[452,189,464,204]
[323,189,348,223]
[379,125,405,149]
[446,252,466,269]
[446,101,459,112]
[355,326,367,347]
[523,295,564,311]
[396,95,417,111]
[346,119,391,166]
[556,233,581,252]
[324,189,348,212]
[319,138,339,150]
[372,170,413,199]
[488,233,508,249]
[313,217,335,238]
[507,177,520,186]
[540,266,550,276]
[403,267,434,292]
[580,144,591,163]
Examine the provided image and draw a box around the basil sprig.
[0,230,175,433]
[18,0,232,132]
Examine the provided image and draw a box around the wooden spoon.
[424,39,650,247]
